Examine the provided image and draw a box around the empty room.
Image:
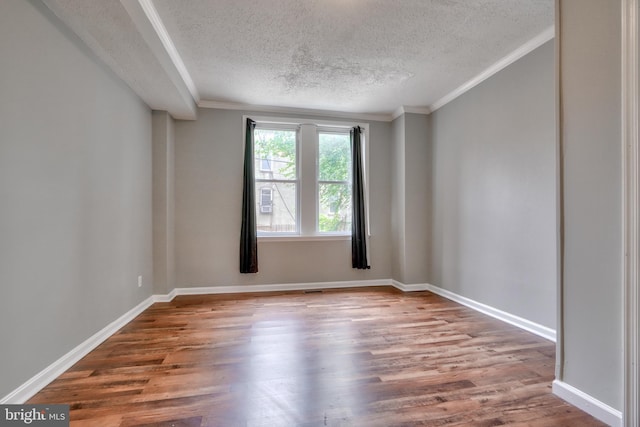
[1,0,638,426]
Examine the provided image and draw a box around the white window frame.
[243,115,369,242]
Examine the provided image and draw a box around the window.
[318,132,351,233]
[249,117,368,238]
[259,187,273,214]
[254,127,297,233]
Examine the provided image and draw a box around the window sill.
[258,234,351,242]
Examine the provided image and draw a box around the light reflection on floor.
[242,314,363,426]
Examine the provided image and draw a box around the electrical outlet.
[138,275,143,287]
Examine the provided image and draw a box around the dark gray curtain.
[240,118,258,273]
[351,126,370,269]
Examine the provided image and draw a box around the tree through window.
[318,132,352,233]
[254,128,297,233]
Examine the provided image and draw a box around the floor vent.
[303,290,324,294]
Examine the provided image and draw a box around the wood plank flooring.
[29,287,605,426]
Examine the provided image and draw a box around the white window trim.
[243,115,370,241]
[258,234,351,243]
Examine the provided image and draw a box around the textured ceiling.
[153,0,554,115]
[42,0,554,119]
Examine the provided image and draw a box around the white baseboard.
[0,295,155,404]
[553,380,622,426]
[410,282,556,342]
[391,280,429,292]
[153,288,176,302]
[166,279,392,299]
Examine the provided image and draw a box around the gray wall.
[152,111,176,295]
[390,115,406,281]
[429,40,557,329]
[390,113,431,284]
[403,113,432,285]
[559,0,622,409]
[174,108,392,287]
[0,0,153,399]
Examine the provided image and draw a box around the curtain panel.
[351,126,370,269]
[240,118,258,273]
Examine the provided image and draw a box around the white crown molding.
[429,25,555,113]
[391,106,431,121]
[198,100,395,122]
[0,296,155,404]
[402,106,431,115]
[392,106,404,120]
[419,282,556,342]
[136,0,199,103]
[622,0,639,425]
[553,380,623,427]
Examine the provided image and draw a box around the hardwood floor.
[29,287,605,426]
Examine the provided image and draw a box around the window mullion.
[256,178,298,184]
[299,124,317,235]
[318,180,350,185]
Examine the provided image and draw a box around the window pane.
[254,129,296,180]
[256,183,297,233]
[260,157,272,171]
[318,133,350,182]
[318,183,352,233]
[260,188,273,208]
